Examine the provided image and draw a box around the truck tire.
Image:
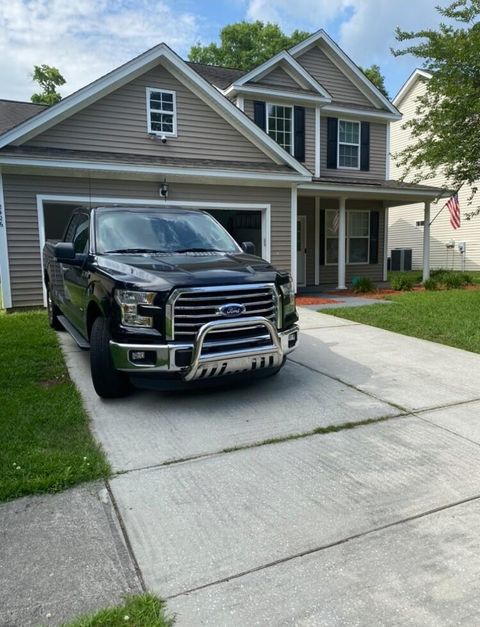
[47,286,64,331]
[90,316,131,398]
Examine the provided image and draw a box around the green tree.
[393,0,480,215]
[31,65,65,105]
[188,21,310,71]
[360,64,389,98]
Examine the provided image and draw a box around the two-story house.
[389,68,480,272]
[0,29,446,310]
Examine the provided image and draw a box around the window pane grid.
[338,120,360,168]
[325,210,370,264]
[267,104,292,153]
[148,89,176,135]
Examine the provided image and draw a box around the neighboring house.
[0,29,446,310]
[389,69,479,271]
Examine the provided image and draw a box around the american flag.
[447,193,461,230]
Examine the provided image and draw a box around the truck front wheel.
[90,317,131,398]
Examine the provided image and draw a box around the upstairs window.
[338,120,360,169]
[146,88,177,136]
[267,104,293,154]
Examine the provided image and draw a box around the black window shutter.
[319,209,326,265]
[327,117,338,169]
[360,121,370,171]
[293,106,305,162]
[253,101,266,131]
[369,211,380,264]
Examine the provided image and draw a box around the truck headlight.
[280,279,296,316]
[114,290,156,328]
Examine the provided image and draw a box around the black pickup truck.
[43,205,299,398]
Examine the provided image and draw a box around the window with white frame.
[338,120,360,169]
[348,211,369,263]
[325,209,370,264]
[267,104,293,153]
[147,88,176,136]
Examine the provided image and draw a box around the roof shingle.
[0,99,46,134]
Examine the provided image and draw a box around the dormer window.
[146,88,177,136]
[338,120,360,169]
[267,104,293,154]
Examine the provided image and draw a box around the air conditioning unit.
[390,248,412,271]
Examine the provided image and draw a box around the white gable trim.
[289,29,400,117]
[227,51,331,100]
[322,104,400,122]
[0,44,311,178]
[229,85,330,105]
[393,69,432,107]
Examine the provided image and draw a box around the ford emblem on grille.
[217,303,246,317]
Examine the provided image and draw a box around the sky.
[0,0,450,103]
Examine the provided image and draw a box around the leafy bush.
[443,272,465,289]
[423,278,439,291]
[391,273,416,291]
[352,277,375,293]
[461,273,474,285]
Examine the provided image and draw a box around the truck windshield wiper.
[103,248,167,254]
[173,247,224,253]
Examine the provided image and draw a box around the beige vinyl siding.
[25,63,270,164]
[320,117,386,181]
[296,45,372,107]
[389,77,480,270]
[243,99,315,175]
[3,174,292,308]
[249,66,302,90]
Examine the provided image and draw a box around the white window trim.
[146,87,177,137]
[266,102,294,156]
[337,119,360,170]
[325,209,370,265]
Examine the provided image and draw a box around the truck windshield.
[96,210,240,255]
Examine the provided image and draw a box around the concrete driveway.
[60,308,480,625]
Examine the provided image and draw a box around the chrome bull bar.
[183,316,284,382]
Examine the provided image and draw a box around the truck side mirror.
[54,242,86,266]
[241,241,256,256]
[54,242,76,261]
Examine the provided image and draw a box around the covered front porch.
[294,179,449,291]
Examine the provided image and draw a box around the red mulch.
[296,296,342,305]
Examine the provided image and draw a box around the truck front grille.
[168,284,279,344]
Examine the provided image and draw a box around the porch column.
[422,201,431,282]
[337,196,347,290]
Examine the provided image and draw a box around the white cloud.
[0,0,202,101]
[246,0,350,27]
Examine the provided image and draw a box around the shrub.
[423,278,439,291]
[443,272,465,289]
[391,273,416,291]
[461,273,474,285]
[352,277,375,293]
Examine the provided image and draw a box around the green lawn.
[322,289,480,354]
[0,310,110,502]
[64,594,173,627]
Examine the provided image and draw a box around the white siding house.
[389,69,480,271]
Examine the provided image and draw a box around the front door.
[297,216,307,287]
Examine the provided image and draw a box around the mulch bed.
[296,296,342,305]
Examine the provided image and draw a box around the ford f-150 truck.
[43,205,299,398]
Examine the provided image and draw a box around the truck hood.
[94,251,282,290]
